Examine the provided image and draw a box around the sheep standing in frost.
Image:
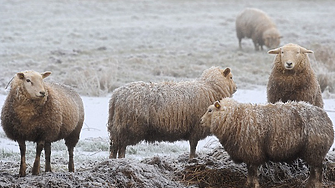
[1,70,84,177]
[201,98,334,188]
[236,8,281,51]
[267,43,324,108]
[108,67,237,159]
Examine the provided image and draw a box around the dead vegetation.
[1,147,335,187]
[178,147,335,188]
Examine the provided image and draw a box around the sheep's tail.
[107,97,116,130]
[5,76,14,90]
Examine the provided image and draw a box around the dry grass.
[309,44,335,93]
[177,147,335,188]
[62,58,119,96]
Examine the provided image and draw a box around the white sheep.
[108,67,237,159]
[1,70,84,177]
[236,8,281,51]
[201,98,334,188]
[267,43,324,108]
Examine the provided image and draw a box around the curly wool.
[207,98,333,167]
[108,67,236,158]
[1,71,84,176]
[267,43,324,108]
[1,80,84,143]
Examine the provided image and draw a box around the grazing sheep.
[108,67,237,159]
[236,8,281,51]
[1,70,84,177]
[267,43,324,108]
[201,98,334,188]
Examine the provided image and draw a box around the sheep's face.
[222,68,237,94]
[17,71,51,100]
[268,43,313,70]
[264,36,281,49]
[200,101,222,127]
[263,28,281,49]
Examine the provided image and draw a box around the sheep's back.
[236,8,275,39]
[108,80,219,142]
[212,102,319,165]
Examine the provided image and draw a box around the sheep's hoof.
[19,165,26,177]
[32,166,40,175]
[19,171,26,177]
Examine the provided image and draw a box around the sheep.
[1,70,84,177]
[108,67,237,159]
[236,8,281,51]
[267,43,324,108]
[201,98,334,188]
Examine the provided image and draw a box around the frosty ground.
[1,0,335,187]
[1,88,335,187]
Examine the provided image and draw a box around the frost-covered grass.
[1,0,335,97]
[1,0,335,187]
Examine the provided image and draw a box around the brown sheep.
[267,43,324,108]
[201,98,334,188]
[236,8,281,51]
[1,70,84,177]
[108,67,237,159]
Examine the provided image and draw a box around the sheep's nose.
[40,91,46,96]
[286,62,292,66]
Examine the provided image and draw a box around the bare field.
[1,0,335,96]
[1,0,335,187]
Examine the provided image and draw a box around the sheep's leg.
[307,165,322,188]
[64,128,81,172]
[238,38,242,49]
[252,37,259,51]
[246,164,260,188]
[118,145,126,158]
[32,141,44,175]
[67,146,74,172]
[189,139,198,159]
[253,43,260,51]
[109,140,117,159]
[18,140,26,177]
[44,142,52,172]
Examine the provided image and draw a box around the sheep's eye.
[26,79,31,83]
[230,76,233,79]
[208,109,212,112]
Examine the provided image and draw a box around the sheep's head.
[263,28,282,49]
[268,43,313,71]
[201,67,237,95]
[200,101,223,127]
[221,68,237,95]
[16,70,51,100]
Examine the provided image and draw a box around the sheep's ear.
[268,47,281,54]
[214,101,221,109]
[41,71,52,79]
[300,47,313,54]
[223,68,231,77]
[17,72,25,79]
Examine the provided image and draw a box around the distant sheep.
[267,43,324,108]
[108,67,237,159]
[1,70,84,177]
[236,8,281,51]
[201,98,334,188]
